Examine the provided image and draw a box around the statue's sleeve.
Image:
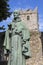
[22,28,31,59]
[22,29,30,41]
[3,30,10,55]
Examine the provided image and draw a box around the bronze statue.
[3,10,31,65]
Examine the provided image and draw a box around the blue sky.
[0,0,43,32]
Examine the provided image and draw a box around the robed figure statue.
[3,10,31,65]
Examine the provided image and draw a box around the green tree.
[0,0,11,22]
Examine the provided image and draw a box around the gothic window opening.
[27,16,30,20]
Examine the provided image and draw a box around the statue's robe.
[3,21,31,65]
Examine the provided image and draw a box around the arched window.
[27,16,30,20]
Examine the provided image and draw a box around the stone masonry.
[19,7,43,65]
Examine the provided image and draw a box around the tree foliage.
[0,0,11,21]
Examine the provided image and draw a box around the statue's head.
[14,10,20,19]
[13,10,21,22]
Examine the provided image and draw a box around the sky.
[0,0,43,32]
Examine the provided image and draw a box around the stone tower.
[19,7,39,31]
[19,7,43,65]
